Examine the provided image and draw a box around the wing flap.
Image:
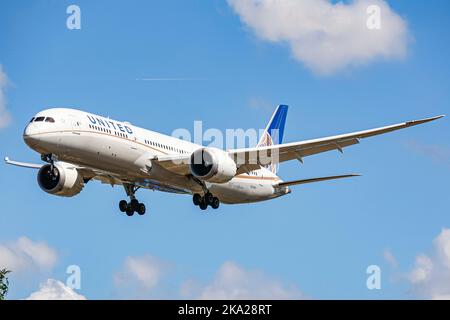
[280,138,360,162]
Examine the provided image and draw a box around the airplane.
[4,105,444,216]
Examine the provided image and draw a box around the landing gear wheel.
[204,192,214,205]
[121,184,148,216]
[125,205,134,216]
[211,197,220,209]
[193,194,202,206]
[199,201,208,210]
[130,199,139,211]
[137,203,146,215]
[119,200,128,212]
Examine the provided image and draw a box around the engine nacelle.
[37,162,84,197]
[189,148,237,183]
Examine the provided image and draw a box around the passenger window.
[35,117,45,122]
[45,117,55,123]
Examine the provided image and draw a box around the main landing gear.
[193,192,220,210]
[119,184,146,217]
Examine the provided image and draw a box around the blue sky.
[1,0,449,299]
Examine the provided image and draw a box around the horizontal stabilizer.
[276,174,360,187]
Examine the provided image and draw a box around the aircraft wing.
[4,157,43,169]
[4,157,124,184]
[4,156,190,194]
[61,165,191,194]
[71,165,190,193]
[228,115,444,168]
[149,115,444,176]
[151,154,191,175]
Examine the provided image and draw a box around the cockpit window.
[29,117,35,123]
[35,117,45,122]
[45,117,55,123]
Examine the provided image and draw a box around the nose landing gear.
[193,192,220,210]
[119,184,146,216]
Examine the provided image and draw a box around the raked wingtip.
[429,114,445,121]
[407,115,445,126]
[431,115,445,120]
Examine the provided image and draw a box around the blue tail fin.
[257,105,288,174]
[257,104,288,147]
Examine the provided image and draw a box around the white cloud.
[0,64,12,128]
[406,140,450,168]
[114,256,303,299]
[183,261,303,300]
[432,294,450,300]
[227,0,409,75]
[409,254,433,284]
[383,248,398,269]
[26,279,86,300]
[408,229,450,299]
[248,97,274,112]
[0,237,58,273]
[114,255,167,290]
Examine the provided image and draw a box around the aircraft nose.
[23,123,40,147]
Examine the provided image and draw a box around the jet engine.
[189,148,237,183]
[37,162,84,197]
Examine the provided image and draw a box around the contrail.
[136,77,206,81]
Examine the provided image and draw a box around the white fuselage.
[23,108,289,204]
